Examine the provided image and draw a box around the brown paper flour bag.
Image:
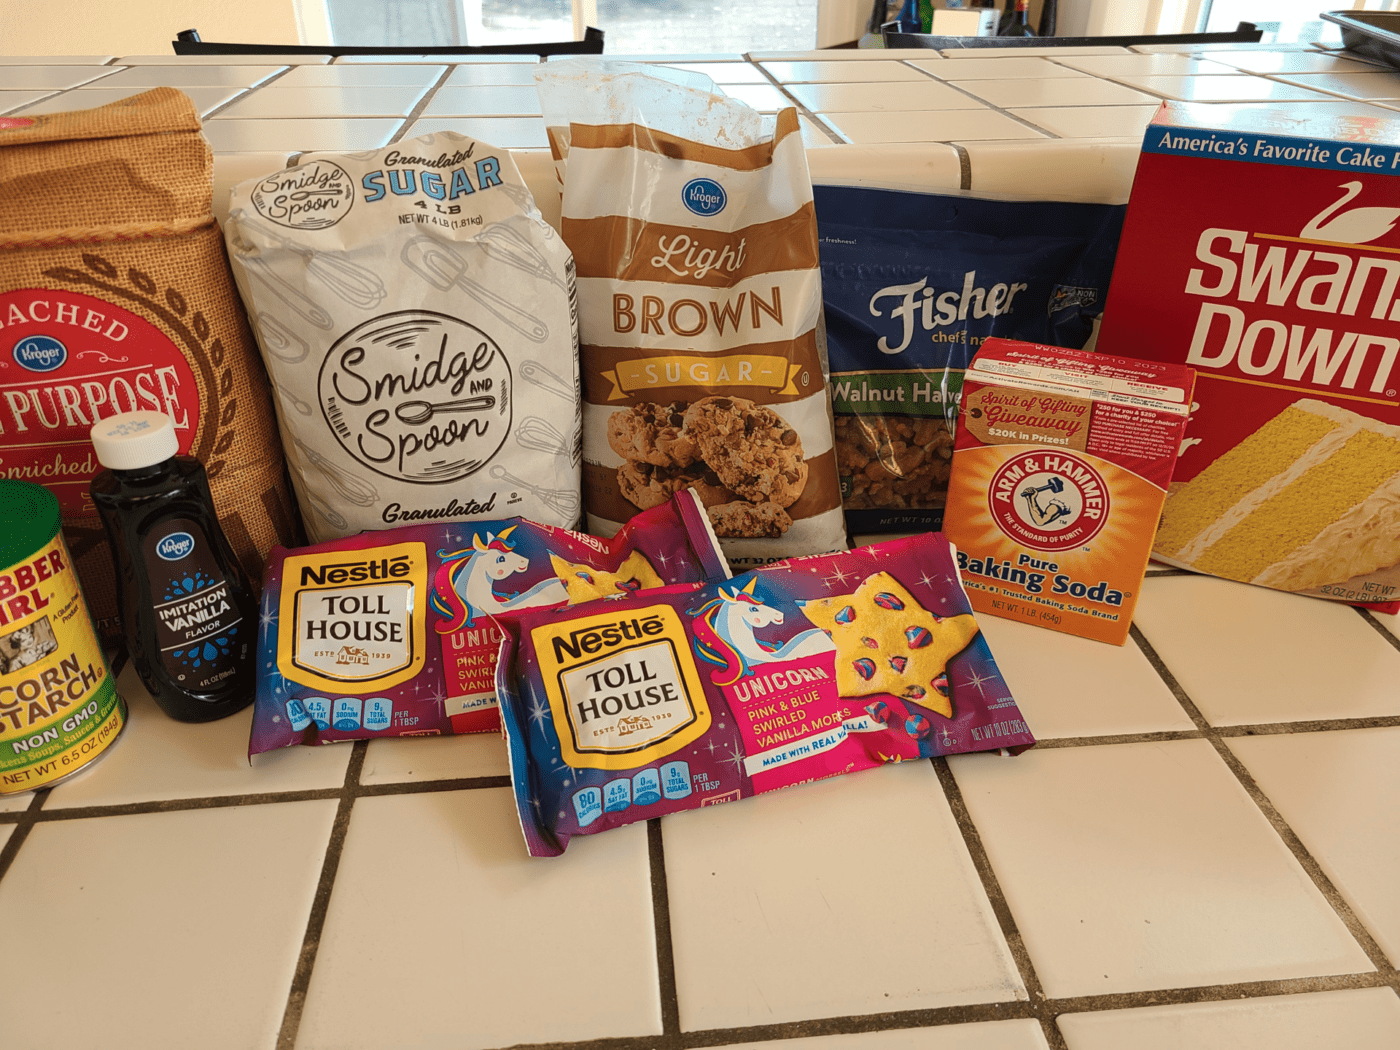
[0,88,298,639]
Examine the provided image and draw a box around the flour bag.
[536,60,846,569]
[225,132,581,543]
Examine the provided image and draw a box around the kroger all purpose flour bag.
[226,133,581,543]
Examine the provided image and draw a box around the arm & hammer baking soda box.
[942,338,1195,645]
[1097,102,1400,609]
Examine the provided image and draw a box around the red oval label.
[0,289,201,517]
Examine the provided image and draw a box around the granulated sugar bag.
[225,132,581,543]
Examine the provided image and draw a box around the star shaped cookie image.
[797,572,978,719]
[551,551,664,604]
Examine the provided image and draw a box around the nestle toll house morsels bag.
[0,89,298,639]
[1097,103,1400,607]
[536,60,846,568]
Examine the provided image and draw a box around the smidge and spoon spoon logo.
[319,310,512,484]
[157,532,196,561]
[12,334,67,372]
[682,178,726,217]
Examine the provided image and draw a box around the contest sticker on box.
[1096,102,1400,608]
[942,338,1195,645]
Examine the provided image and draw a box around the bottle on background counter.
[999,0,1036,35]
[90,412,259,723]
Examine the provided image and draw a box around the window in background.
[1202,0,1397,45]
[327,0,819,52]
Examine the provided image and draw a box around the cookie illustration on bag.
[225,132,581,542]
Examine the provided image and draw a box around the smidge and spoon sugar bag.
[250,492,728,753]
[535,60,846,567]
[225,132,580,543]
[496,533,1034,856]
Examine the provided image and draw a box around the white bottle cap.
[90,411,180,471]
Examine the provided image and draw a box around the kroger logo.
[156,532,196,561]
[682,178,726,217]
[12,335,67,372]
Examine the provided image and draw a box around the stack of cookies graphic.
[608,396,808,538]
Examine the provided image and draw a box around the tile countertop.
[2,42,1400,1050]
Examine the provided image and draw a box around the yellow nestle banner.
[603,354,802,400]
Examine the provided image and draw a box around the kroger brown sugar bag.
[0,89,298,640]
[225,132,581,544]
[536,60,846,568]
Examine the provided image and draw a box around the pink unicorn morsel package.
[495,533,1035,856]
[248,492,728,756]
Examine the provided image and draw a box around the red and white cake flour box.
[1097,102,1400,609]
[942,338,1194,645]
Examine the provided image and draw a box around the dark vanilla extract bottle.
[90,411,258,722]
[1000,0,1036,36]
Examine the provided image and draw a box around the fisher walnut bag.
[0,89,298,639]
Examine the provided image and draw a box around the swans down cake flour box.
[1097,102,1400,608]
[942,338,1195,645]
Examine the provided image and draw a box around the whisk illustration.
[479,222,568,292]
[515,416,579,465]
[241,256,332,330]
[519,359,577,401]
[402,236,547,344]
[245,218,386,310]
[490,464,580,519]
[258,311,309,363]
[277,385,313,417]
[292,436,379,507]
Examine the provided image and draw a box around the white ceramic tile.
[1371,607,1400,643]
[0,800,336,1049]
[717,83,791,112]
[823,108,1041,144]
[1056,54,1241,77]
[297,788,660,1048]
[444,62,545,86]
[0,65,121,90]
[0,790,31,812]
[940,46,1132,58]
[760,60,930,83]
[787,80,984,113]
[950,740,1374,998]
[963,140,1139,204]
[1211,51,1382,74]
[117,54,331,65]
[975,615,1193,739]
[953,78,1160,108]
[1228,727,1400,962]
[663,761,1024,1030]
[44,666,350,808]
[807,141,963,192]
[1058,988,1400,1050]
[1133,575,1400,726]
[360,731,510,784]
[1171,99,1400,128]
[0,55,116,64]
[275,63,446,87]
[422,84,544,115]
[17,85,245,117]
[906,56,1088,80]
[724,1021,1051,1050]
[0,822,11,847]
[750,49,926,62]
[95,64,287,88]
[404,116,548,149]
[202,117,402,153]
[0,89,55,114]
[630,53,748,62]
[1111,74,1335,103]
[1271,71,1400,101]
[1009,104,1159,140]
[336,53,538,64]
[661,61,769,84]
[799,114,840,147]
[212,152,291,225]
[217,84,429,118]
[1143,42,1315,53]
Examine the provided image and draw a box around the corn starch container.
[0,481,125,793]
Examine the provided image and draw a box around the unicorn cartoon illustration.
[431,525,569,633]
[691,577,836,687]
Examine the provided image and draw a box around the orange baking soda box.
[942,338,1195,644]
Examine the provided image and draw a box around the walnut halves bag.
[0,88,298,639]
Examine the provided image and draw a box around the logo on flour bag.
[318,310,512,484]
[682,178,727,217]
[250,160,356,231]
[12,335,67,372]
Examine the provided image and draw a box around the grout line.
[646,818,682,1035]
[276,739,369,1050]
[1355,605,1400,655]
[1049,971,1400,1019]
[930,757,1068,1050]
[1130,624,1399,976]
[0,788,49,884]
[25,787,345,821]
[748,60,843,145]
[387,63,457,143]
[952,142,972,190]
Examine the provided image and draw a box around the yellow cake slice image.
[1155,399,1400,592]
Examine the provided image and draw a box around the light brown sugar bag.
[0,89,297,639]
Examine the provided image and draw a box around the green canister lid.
[0,480,62,568]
